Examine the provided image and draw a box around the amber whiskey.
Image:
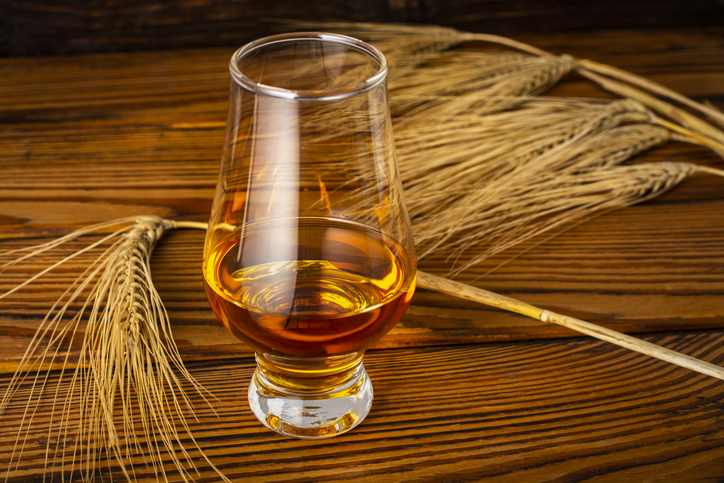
[203,217,416,357]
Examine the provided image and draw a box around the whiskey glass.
[202,33,416,438]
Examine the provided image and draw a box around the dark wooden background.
[2,0,724,57]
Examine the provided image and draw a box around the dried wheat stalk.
[394,95,711,273]
[0,216,229,482]
[416,271,724,381]
[286,20,552,73]
[389,50,574,119]
[297,20,724,155]
[577,58,724,131]
[398,99,660,207]
[434,162,724,277]
[299,21,724,274]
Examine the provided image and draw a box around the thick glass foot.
[248,353,373,439]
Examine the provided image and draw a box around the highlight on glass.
[202,32,417,439]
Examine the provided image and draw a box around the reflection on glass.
[202,32,416,439]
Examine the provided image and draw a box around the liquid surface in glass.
[203,217,416,356]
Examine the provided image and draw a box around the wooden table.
[2,25,724,482]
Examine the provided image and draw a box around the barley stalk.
[300,20,724,154]
[576,67,724,157]
[577,58,724,130]
[398,99,661,213]
[300,20,724,271]
[416,271,724,381]
[436,162,720,277]
[1,216,230,483]
[390,50,574,120]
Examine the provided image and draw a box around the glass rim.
[229,32,388,101]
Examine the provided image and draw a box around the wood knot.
[540,310,552,323]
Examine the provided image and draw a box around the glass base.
[248,353,373,439]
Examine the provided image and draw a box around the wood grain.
[1,30,724,366]
[3,332,724,481]
[1,24,724,482]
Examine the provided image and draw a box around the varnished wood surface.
[3,332,724,482]
[1,24,724,481]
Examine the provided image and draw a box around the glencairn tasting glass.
[202,33,417,438]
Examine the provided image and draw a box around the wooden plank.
[1,184,724,366]
[1,23,724,483]
[2,331,724,481]
[1,1,723,57]
[1,30,724,367]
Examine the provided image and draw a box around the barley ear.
[1,216,231,483]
